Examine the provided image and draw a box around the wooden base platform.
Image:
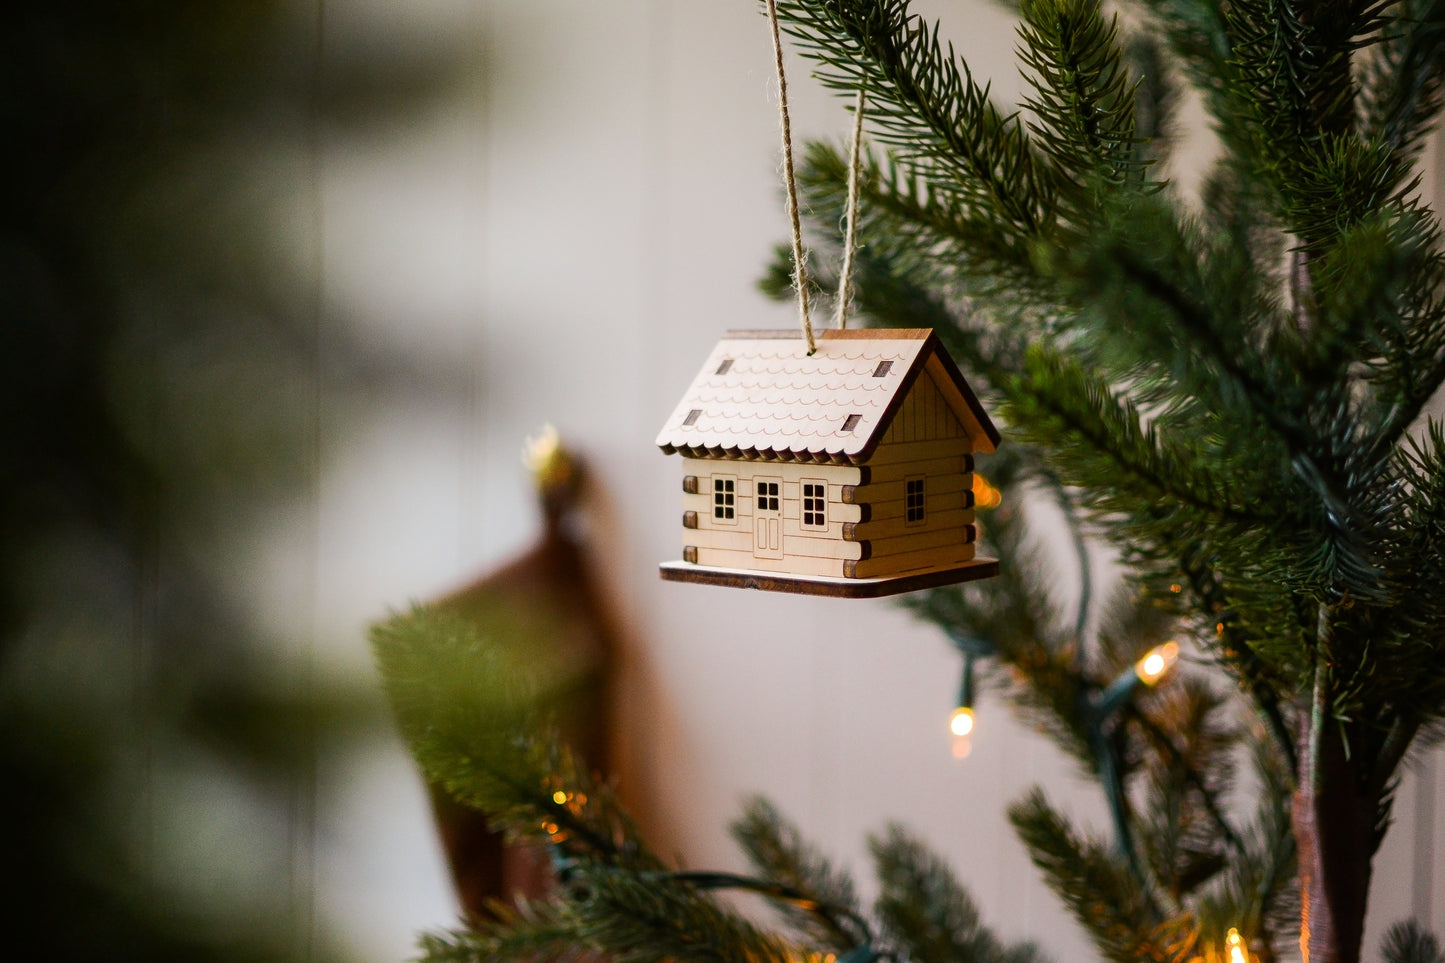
[658,558,999,599]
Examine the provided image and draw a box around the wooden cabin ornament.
[656,328,1001,598]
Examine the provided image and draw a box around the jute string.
[765,0,815,354]
[764,1,866,349]
[836,86,865,330]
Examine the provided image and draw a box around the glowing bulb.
[1226,927,1249,963]
[552,790,569,805]
[972,474,1002,509]
[949,707,975,759]
[523,424,562,472]
[1134,641,1180,685]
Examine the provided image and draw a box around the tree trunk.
[1292,716,1377,963]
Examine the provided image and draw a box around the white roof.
[656,328,998,463]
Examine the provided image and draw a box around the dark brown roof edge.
[823,328,931,341]
[720,328,934,341]
[721,329,814,340]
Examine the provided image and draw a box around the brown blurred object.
[428,427,616,917]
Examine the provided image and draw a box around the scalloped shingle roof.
[656,328,997,463]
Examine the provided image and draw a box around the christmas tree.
[370,0,1445,962]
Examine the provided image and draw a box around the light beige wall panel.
[867,438,973,465]
[694,547,844,577]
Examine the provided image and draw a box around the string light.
[1134,641,1180,685]
[1225,927,1250,963]
[949,645,980,759]
[944,631,997,761]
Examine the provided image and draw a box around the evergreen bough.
[372,0,1445,961]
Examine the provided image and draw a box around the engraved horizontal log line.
[842,474,973,505]
[854,455,971,484]
[687,514,855,535]
[842,507,975,540]
[683,525,973,561]
[685,529,867,560]
[843,489,975,525]
[689,546,845,578]
[682,493,865,525]
[844,542,976,579]
[865,526,974,558]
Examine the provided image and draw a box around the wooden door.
[753,477,782,559]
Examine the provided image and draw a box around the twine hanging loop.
[764,0,815,354]
[836,86,865,330]
[764,1,866,346]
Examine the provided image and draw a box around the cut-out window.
[715,358,733,375]
[801,481,827,529]
[841,413,862,432]
[683,409,701,426]
[872,360,893,377]
[713,476,736,521]
[756,480,780,512]
[906,476,926,524]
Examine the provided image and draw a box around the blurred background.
[4,1,1440,961]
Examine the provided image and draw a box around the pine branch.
[731,798,867,953]
[1003,344,1279,538]
[793,140,1044,302]
[1128,0,1234,127]
[568,868,800,963]
[1222,0,1391,236]
[1007,789,1183,962]
[419,900,591,963]
[1017,0,1144,213]
[774,0,1054,241]
[1356,0,1445,161]
[870,824,1052,963]
[1121,33,1180,167]
[1128,682,1248,887]
[1381,921,1445,963]
[1041,194,1418,605]
[1365,424,1445,722]
[370,605,660,870]
[1361,215,1445,463]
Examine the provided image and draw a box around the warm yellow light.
[950,706,975,736]
[523,424,562,472]
[1226,927,1249,963]
[972,474,1002,510]
[552,790,569,805]
[1169,583,1182,593]
[1135,641,1180,685]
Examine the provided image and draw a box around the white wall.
[274,1,1445,960]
